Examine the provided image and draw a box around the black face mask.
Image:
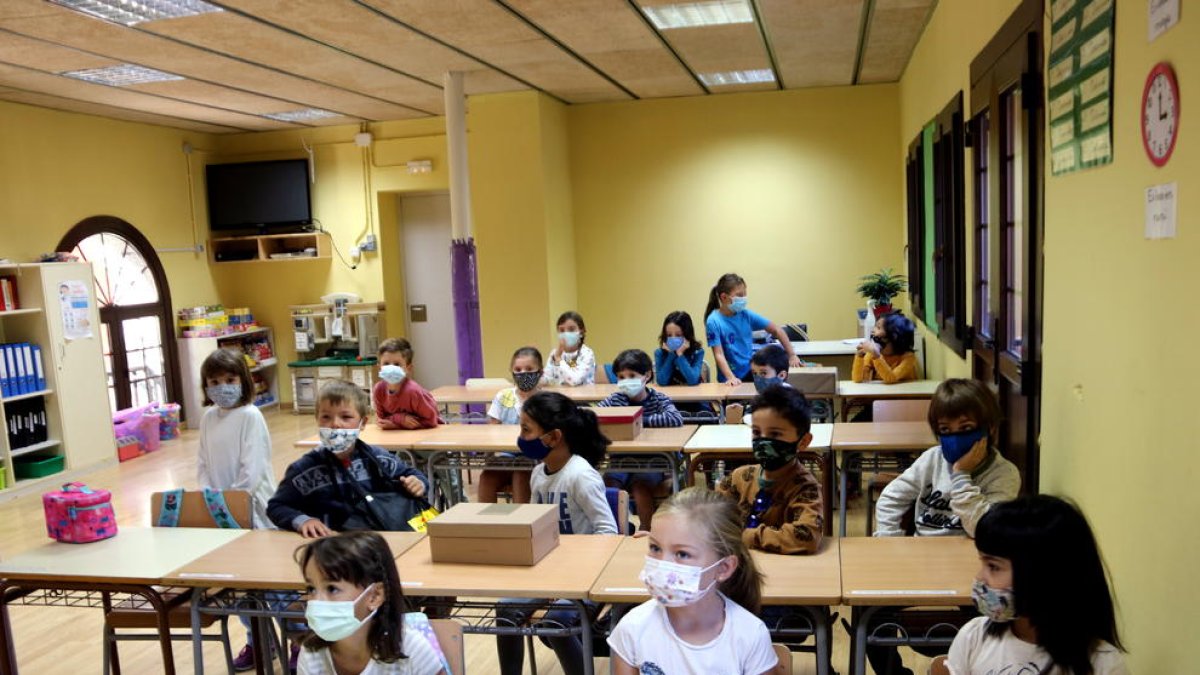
[871,334,887,346]
[752,436,798,472]
[513,370,542,392]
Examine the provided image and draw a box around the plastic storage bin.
[15,454,65,480]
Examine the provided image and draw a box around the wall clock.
[1142,62,1179,167]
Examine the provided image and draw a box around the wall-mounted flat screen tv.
[205,159,312,233]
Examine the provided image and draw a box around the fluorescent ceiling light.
[642,1,753,30]
[49,0,222,26]
[62,64,183,86]
[698,69,776,86]
[264,109,341,123]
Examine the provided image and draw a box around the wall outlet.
[361,234,378,252]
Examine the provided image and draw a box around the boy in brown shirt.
[716,384,824,554]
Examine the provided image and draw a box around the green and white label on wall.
[1048,0,1115,175]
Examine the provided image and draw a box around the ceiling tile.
[0,88,242,133]
[361,0,630,103]
[858,0,934,83]
[503,0,703,98]
[141,11,445,114]
[214,0,524,96]
[0,5,418,120]
[0,62,294,131]
[759,0,863,88]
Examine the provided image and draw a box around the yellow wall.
[897,0,1022,380]
[209,119,450,399]
[568,85,902,370]
[469,91,579,377]
[0,101,217,310]
[903,1,1200,669]
[1039,8,1200,671]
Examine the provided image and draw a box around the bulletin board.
[1048,0,1116,175]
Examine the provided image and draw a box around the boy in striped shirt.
[598,349,683,531]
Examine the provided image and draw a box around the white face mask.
[639,556,723,607]
[318,427,360,454]
[616,377,646,399]
[379,364,406,385]
[305,583,377,642]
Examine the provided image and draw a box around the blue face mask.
[206,383,242,409]
[516,433,552,460]
[753,375,782,393]
[379,364,406,385]
[729,296,748,313]
[617,377,646,399]
[559,331,581,349]
[666,336,686,352]
[939,427,989,465]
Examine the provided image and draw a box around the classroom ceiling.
[0,0,935,134]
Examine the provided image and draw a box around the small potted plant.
[856,268,907,316]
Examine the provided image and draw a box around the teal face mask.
[617,377,646,399]
[730,296,748,313]
[559,331,581,349]
[305,584,378,642]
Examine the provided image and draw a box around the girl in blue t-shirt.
[703,273,800,385]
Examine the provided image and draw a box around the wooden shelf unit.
[178,326,280,428]
[209,232,331,264]
[0,263,114,498]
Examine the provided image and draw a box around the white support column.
[444,71,473,240]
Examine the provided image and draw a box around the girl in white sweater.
[195,348,277,671]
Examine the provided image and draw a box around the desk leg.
[851,606,880,675]
[141,588,177,675]
[663,453,680,494]
[250,616,268,675]
[573,600,594,675]
[800,606,831,675]
[0,583,17,675]
[821,449,834,537]
[839,452,851,537]
[190,589,205,675]
[426,451,443,510]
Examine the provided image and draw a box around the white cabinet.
[178,326,279,429]
[0,263,113,496]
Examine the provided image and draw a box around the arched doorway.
[57,217,182,414]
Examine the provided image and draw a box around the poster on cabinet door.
[58,280,93,340]
[1048,0,1115,175]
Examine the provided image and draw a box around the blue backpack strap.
[202,488,242,529]
[156,488,184,527]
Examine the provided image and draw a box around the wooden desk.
[293,426,433,466]
[589,537,840,675]
[794,339,861,358]
[430,384,507,406]
[836,379,941,421]
[839,536,976,675]
[396,535,622,675]
[655,383,729,403]
[0,527,247,675]
[164,530,426,591]
[163,530,424,675]
[414,426,699,505]
[831,422,935,536]
[683,424,834,534]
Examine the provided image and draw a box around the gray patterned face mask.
[206,383,242,408]
[513,371,542,392]
[318,427,360,454]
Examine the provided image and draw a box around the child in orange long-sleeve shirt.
[852,311,919,384]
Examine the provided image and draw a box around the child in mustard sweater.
[852,311,919,383]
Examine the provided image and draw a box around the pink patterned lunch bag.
[43,482,118,543]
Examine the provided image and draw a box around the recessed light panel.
[49,0,222,26]
[62,64,184,86]
[698,69,776,87]
[642,1,754,30]
[264,109,341,123]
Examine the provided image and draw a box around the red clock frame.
[1142,62,1180,167]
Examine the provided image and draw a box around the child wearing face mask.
[609,487,777,674]
[867,378,1020,675]
[268,380,430,538]
[704,273,801,386]
[296,531,448,675]
[544,311,596,386]
[715,385,824,555]
[873,378,1020,538]
[496,391,616,675]
[724,344,793,425]
[598,349,683,531]
[852,311,919,384]
[655,311,707,387]
[373,338,441,430]
[196,348,278,670]
[948,495,1128,675]
[476,346,544,504]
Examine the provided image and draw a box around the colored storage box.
[15,454,65,480]
[116,435,141,462]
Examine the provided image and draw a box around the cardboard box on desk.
[593,406,643,441]
[427,502,559,566]
[786,366,838,396]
